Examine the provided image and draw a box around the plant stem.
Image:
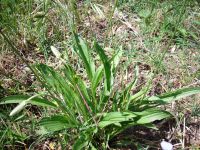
[75,84,97,126]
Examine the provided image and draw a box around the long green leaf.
[98,112,137,128]
[39,115,77,133]
[148,87,200,104]
[74,34,95,81]
[136,109,171,124]
[0,95,57,108]
[94,42,111,92]
[91,65,104,95]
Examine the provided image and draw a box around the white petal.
[160,140,173,150]
[51,46,61,58]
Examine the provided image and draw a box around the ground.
[0,0,200,149]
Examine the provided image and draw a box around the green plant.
[0,106,30,150]
[1,34,200,149]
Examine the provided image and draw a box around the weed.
[1,33,200,149]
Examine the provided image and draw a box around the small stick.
[182,116,186,149]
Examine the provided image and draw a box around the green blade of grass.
[148,87,200,104]
[91,65,104,96]
[94,42,111,92]
[74,34,95,81]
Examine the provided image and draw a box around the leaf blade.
[136,109,171,124]
[39,115,77,133]
[74,34,95,81]
[0,95,57,108]
[94,42,111,92]
[148,87,200,104]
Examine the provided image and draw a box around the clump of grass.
[1,31,200,149]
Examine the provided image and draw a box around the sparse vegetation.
[0,0,200,149]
